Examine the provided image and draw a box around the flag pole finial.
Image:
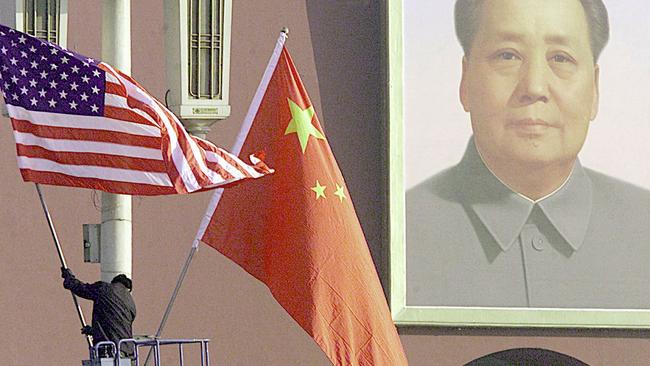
[281,27,289,36]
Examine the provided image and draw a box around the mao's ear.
[590,64,600,121]
[460,56,471,112]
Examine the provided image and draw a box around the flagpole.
[34,183,92,348]
[144,186,227,366]
[144,27,290,366]
[164,248,199,326]
[154,240,199,335]
[142,240,199,366]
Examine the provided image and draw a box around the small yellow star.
[334,184,346,202]
[311,180,326,199]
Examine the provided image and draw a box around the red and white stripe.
[9,63,269,196]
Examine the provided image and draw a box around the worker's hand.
[61,267,73,279]
[81,325,93,335]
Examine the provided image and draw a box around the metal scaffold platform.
[82,338,210,366]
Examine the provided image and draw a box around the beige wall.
[2,1,649,365]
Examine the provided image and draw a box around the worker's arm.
[61,267,99,301]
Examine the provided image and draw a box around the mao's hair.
[454,0,610,62]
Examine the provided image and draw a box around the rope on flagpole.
[34,183,93,348]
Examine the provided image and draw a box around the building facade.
[1,1,648,365]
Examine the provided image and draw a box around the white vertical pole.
[101,0,132,282]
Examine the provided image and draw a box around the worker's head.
[111,274,132,291]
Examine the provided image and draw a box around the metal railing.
[90,338,210,366]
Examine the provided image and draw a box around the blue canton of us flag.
[0,23,105,116]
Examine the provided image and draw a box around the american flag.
[0,24,270,195]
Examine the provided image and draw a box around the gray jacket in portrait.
[406,138,650,309]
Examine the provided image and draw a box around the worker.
[61,267,136,359]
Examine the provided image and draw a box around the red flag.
[0,24,270,195]
[197,32,408,365]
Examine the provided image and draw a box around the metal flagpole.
[155,241,200,336]
[34,183,93,348]
[143,240,199,366]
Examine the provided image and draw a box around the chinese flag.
[198,33,408,365]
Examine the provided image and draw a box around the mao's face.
[460,0,599,168]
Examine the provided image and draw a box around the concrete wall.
[1,1,649,365]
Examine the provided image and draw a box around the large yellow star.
[311,180,326,200]
[334,184,346,202]
[285,98,325,153]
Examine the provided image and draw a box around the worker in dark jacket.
[61,268,136,359]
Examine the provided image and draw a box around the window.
[17,0,68,47]
[188,0,224,100]
[164,0,232,123]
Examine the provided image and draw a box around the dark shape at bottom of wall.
[465,348,589,366]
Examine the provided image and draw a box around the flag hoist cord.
[34,183,93,348]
